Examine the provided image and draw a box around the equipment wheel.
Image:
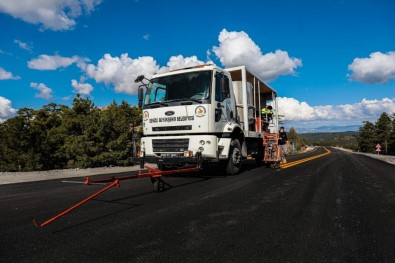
[153,179,164,192]
[226,139,242,175]
[270,161,281,169]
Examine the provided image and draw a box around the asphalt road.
[1,147,394,262]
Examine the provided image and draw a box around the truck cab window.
[145,71,211,106]
[149,84,167,103]
[215,73,230,102]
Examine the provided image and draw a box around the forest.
[299,131,359,150]
[299,112,395,154]
[0,95,141,172]
[357,112,395,154]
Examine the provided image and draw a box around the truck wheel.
[227,139,242,175]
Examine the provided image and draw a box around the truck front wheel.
[227,139,242,175]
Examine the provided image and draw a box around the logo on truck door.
[143,111,149,121]
[195,106,206,117]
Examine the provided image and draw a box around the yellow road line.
[280,147,331,169]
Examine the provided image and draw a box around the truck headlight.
[184,150,193,157]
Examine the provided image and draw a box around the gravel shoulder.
[334,147,395,165]
[0,165,147,185]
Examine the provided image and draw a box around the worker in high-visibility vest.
[261,105,273,122]
[261,105,273,133]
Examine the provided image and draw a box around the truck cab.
[136,64,278,174]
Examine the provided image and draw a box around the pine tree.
[286,127,307,151]
[358,121,375,153]
[389,113,395,155]
[375,112,392,154]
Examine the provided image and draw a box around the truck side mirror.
[135,75,145,83]
[138,87,144,108]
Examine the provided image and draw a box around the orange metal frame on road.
[33,166,200,228]
[280,147,331,169]
[263,133,282,168]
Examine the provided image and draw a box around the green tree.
[358,121,375,153]
[94,100,141,166]
[0,108,41,171]
[33,103,68,169]
[375,112,392,154]
[60,95,100,168]
[389,113,395,155]
[287,127,307,151]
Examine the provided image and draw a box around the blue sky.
[0,0,394,128]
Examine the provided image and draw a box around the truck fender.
[218,138,232,159]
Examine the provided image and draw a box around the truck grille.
[152,125,192,132]
[152,138,189,152]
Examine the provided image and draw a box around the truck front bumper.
[133,152,205,168]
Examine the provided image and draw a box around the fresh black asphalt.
[0,147,394,262]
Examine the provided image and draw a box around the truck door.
[214,72,233,133]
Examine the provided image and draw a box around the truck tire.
[227,139,242,175]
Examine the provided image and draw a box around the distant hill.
[295,125,361,133]
[299,131,359,150]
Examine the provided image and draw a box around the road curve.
[0,147,394,262]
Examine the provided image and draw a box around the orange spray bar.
[33,180,120,228]
[33,166,200,228]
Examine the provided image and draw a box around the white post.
[242,67,248,132]
[274,92,279,133]
[258,82,261,133]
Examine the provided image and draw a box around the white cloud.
[84,53,211,94]
[28,54,88,70]
[0,0,102,31]
[71,78,93,95]
[0,67,20,80]
[277,97,395,123]
[0,49,12,56]
[157,55,206,74]
[14,39,32,52]
[213,29,302,81]
[143,34,150,40]
[30,82,53,100]
[85,53,159,95]
[0,96,17,123]
[348,51,395,84]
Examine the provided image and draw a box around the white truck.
[135,64,279,174]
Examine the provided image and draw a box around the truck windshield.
[144,71,211,105]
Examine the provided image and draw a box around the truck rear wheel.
[227,139,242,175]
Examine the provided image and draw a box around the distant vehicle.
[134,64,279,174]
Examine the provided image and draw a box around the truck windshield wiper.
[148,101,168,108]
[187,98,202,103]
[167,98,202,104]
